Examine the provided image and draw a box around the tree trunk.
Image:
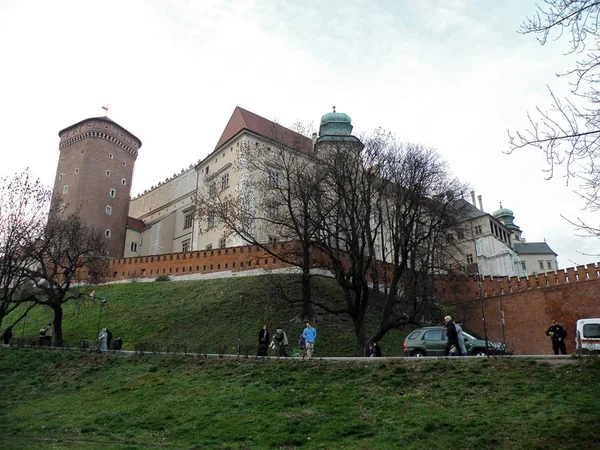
[52,305,63,347]
[301,259,315,321]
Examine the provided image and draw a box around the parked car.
[403,326,506,357]
[575,318,600,354]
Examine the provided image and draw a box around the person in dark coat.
[105,328,113,350]
[369,342,382,357]
[546,319,568,355]
[444,315,460,356]
[257,324,270,356]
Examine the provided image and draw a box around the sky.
[1,0,599,269]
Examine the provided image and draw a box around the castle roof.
[58,116,142,148]
[213,107,313,153]
[514,242,557,256]
[126,216,146,231]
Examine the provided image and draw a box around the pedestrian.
[270,327,289,357]
[546,319,568,355]
[81,337,90,350]
[454,320,468,356]
[444,315,460,356]
[369,341,382,357]
[2,327,13,345]
[302,321,317,358]
[257,324,270,356]
[39,326,46,346]
[112,337,123,350]
[297,334,306,357]
[97,328,108,351]
[106,328,113,350]
[44,323,53,346]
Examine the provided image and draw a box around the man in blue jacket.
[302,322,317,358]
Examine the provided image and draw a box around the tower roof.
[316,107,359,144]
[58,116,142,148]
[213,107,313,153]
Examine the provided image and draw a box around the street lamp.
[237,292,244,356]
[497,276,506,349]
[477,272,490,356]
[90,291,107,338]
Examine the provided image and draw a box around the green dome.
[493,207,513,218]
[493,203,520,231]
[318,107,353,138]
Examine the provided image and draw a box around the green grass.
[0,349,598,449]
[5,275,411,356]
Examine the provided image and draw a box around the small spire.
[333,105,336,113]
[499,202,502,208]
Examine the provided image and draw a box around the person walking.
[369,341,382,357]
[257,324,270,356]
[454,320,468,356]
[105,328,113,350]
[444,315,460,356]
[270,327,289,357]
[302,322,317,358]
[546,319,568,355]
[44,323,53,347]
[97,328,108,351]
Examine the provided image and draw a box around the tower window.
[130,242,138,252]
[184,212,193,229]
[182,239,191,252]
[219,237,226,248]
[122,161,127,167]
[106,205,112,215]
[59,173,64,180]
[474,225,482,235]
[121,178,127,185]
[466,254,473,264]
[63,185,69,194]
[106,170,111,177]
[105,229,111,238]
[221,172,230,191]
[74,168,79,174]
[109,188,116,198]
[109,153,114,159]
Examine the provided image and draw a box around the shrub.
[154,275,171,282]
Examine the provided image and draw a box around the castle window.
[268,236,278,244]
[182,240,191,253]
[63,185,69,194]
[106,170,111,177]
[105,229,111,238]
[521,261,527,271]
[219,237,226,248]
[209,182,216,198]
[474,225,482,235]
[547,261,552,270]
[207,215,214,229]
[268,170,280,188]
[74,168,79,174]
[220,172,229,191]
[130,242,138,252]
[205,244,212,250]
[106,205,112,215]
[538,260,544,270]
[121,178,127,185]
[109,188,116,198]
[205,166,209,175]
[184,212,193,229]
[81,149,84,154]
[109,153,114,159]
[59,173,65,180]
[466,254,473,264]
[122,161,126,167]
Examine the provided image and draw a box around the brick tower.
[52,116,142,257]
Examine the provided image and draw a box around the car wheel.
[412,350,426,357]
[473,349,487,357]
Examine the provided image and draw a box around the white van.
[575,318,600,354]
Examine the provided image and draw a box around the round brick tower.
[53,116,142,258]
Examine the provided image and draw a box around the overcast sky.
[1,0,599,269]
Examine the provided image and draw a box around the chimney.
[470,190,476,208]
[478,195,483,212]
[311,132,318,149]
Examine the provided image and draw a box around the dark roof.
[451,198,488,220]
[514,242,557,256]
[213,106,313,153]
[58,116,142,148]
[126,217,146,231]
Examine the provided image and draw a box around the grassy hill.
[0,348,598,449]
[4,275,411,357]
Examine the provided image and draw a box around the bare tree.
[194,123,323,320]
[0,169,51,330]
[312,133,468,350]
[509,1,600,230]
[21,212,108,346]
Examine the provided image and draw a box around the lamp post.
[477,272,490,356]
[91,291,107,338]
[237,293,244,356]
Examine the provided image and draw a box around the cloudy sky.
[1,0,598,269]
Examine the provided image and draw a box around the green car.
[403,326,506,357]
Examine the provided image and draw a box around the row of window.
[59,171,127,185]
[62,186,117,198]
[521,260,554,271]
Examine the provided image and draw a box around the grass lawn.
[0,348,598,449]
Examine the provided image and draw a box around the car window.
[422,330,442,340]
[407,330,422,340]
[462,332,475,341]
[583,324,600,338]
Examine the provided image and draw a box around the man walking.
[546,319,568,355]
[444,315,459,356]
[302,322,317,358]
[270,327,289,357]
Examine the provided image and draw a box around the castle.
[52,106,558,277]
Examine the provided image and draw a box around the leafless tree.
[21,212,108,346]
[194,123,323,320]
[312,133,468,350]
[509,1,600,232]
[0,169,52,330]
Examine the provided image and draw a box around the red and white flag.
[102,105,108,112]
